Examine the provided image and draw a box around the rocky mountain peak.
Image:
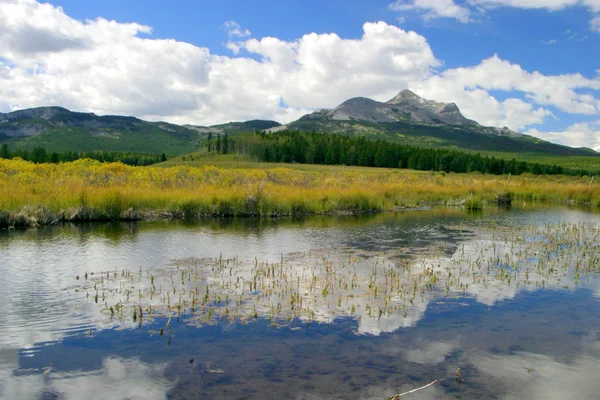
[386,89,423,105]
[303,89,479,126]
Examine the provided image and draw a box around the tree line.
[249,131,596,176]
[206,132,230,154]
[0,143,167,166]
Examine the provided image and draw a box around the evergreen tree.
[32,147,47,163]
[223,133,229,154]
[207,132,213,152]
[216,134,222,153]
[0,143,10,159]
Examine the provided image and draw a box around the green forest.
[0,143,166,166]
[246,131,596,176]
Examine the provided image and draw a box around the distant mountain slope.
[0,107,279,155]
[0,107,202,155]
[185,120,281,135]
[2,92,598,159]
[283,90,597,157]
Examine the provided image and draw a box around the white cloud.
[236,21,440,109]
[592,15,600,31]
[413,54,599,130]
[389,0,600,32]
[0,2,440,125]
[223,20,251,38]
[469,0,600,12]
[389,0,472,23]
[527,120,600,150]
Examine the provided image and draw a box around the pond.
[1,205,599,399]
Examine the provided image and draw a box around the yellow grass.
[1,158,599,226]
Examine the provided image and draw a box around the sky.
[0,0,599,149]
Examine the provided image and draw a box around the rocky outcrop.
[300,89,479,126]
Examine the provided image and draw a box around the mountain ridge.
[0,106,280,155]
[1,91,597,158]
[277,89,599,156]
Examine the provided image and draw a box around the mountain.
[282,90,596,157]
[2,93,598,159]
[0,107,278,155]
[185,120,281,135]
[296,90,480,126]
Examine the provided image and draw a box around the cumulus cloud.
[527,120,600,150]
[389,0,472,23]
[236,21,439,109]
[412,54,600,130]
[0,2,440,124]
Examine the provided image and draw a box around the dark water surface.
[1,206,599,399]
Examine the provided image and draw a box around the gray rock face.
[330,97,400,123]
[304,89,479,126]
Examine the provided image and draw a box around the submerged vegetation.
[2,158,600,227]
[78,221,600,336]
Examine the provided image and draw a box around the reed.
[77,221,600,334]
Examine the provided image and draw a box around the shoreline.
[2,159,600,228]
[0,198,584,230]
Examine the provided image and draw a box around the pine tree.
[0,143,10,159]
[216,134,222,153]
[223,133,229,154]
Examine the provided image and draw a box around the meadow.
[2,157,600,227]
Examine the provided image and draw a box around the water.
[1,206,599,399]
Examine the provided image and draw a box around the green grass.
[157,151,399,174]
[476,151,600,171]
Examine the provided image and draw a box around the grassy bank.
[1,158,600,227]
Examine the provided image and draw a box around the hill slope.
[0,107,280,156]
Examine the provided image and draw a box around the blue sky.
[0,0,599,148]
[54,0,599,75]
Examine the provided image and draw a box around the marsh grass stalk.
[2,158,600,227]
[77,222,599,338]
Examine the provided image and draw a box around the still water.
[0,206,599,399]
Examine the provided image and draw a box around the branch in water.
[388,379,439,399]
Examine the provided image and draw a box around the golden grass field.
[1,157,599,227]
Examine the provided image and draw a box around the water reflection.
[0,207,599,399]
[1,289,598,399]
[3,357,171,400]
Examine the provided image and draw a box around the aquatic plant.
[76,221,600,336]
